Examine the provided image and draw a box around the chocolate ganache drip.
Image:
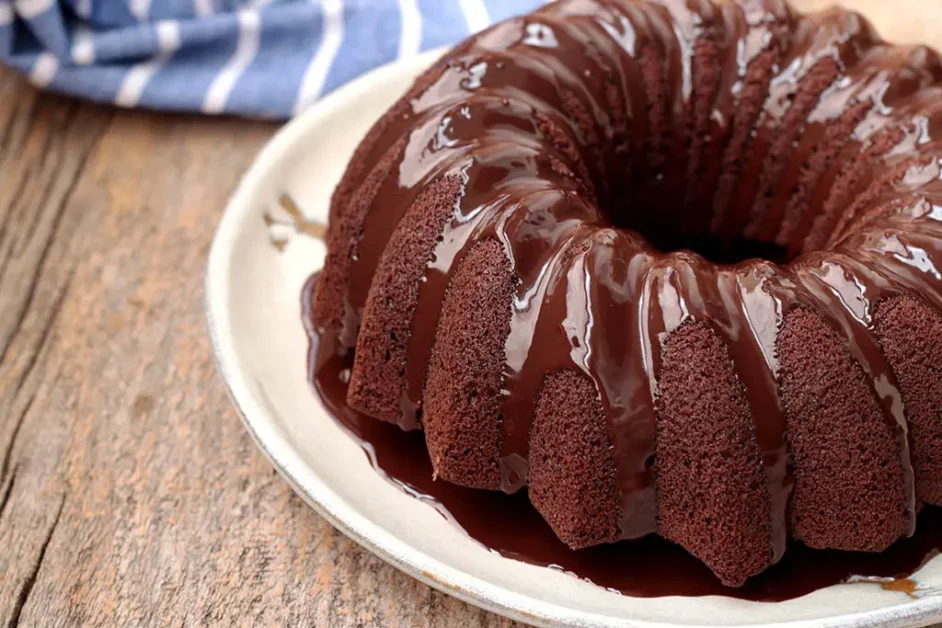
[308,0,942,587]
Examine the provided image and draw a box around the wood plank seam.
[0,175,33,277]
[0,391,35,489]
[8,266,75,404]
[0,98,61,279]
[0,96,40,171]
[15,105,81,256]
[0,465,15,524]
[0,136,94,365]
[5,493,64,628]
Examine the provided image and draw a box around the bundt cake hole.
[589,116,841,266]
[598,198,794,265]
[588,110,900,266]
[578,48,876,265]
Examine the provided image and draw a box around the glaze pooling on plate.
[308,300,942,601]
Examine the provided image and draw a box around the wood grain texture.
[0,2,939,626]
[0,68,519,627]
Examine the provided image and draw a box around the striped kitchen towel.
[0,0,547,118]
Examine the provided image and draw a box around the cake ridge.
[798,252,917,534]
[803,121,912,252]
[642,0,690,231]
[400,153,592,426]
[874,294,942,507]
[775,41,942,249]
[759,42,900,243]
[708,0,792,237]
[496,225,600,492]
[423,237,512,489]
[732,6,877,240]
[648,255,788,572]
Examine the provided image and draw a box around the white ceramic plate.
[206,48,942,628]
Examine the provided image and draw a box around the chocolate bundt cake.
[309,0,942,587]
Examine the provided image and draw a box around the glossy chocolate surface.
[307,0,942,589]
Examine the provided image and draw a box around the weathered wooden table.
[1,2,940,625]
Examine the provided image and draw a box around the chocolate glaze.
[305,284,942,600]
[307,0,942,587]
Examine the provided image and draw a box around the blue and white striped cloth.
[0,0,546,118]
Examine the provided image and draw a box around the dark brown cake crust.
[423,238,513,490]
[874,296,942,506]
[311,136,407,340]
[778,308,908,551]
[529,369,621,549]
[348,176,464,426]
[656,321,773,587]
[709,48,780,236]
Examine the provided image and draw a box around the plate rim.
[205,48,942,628]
